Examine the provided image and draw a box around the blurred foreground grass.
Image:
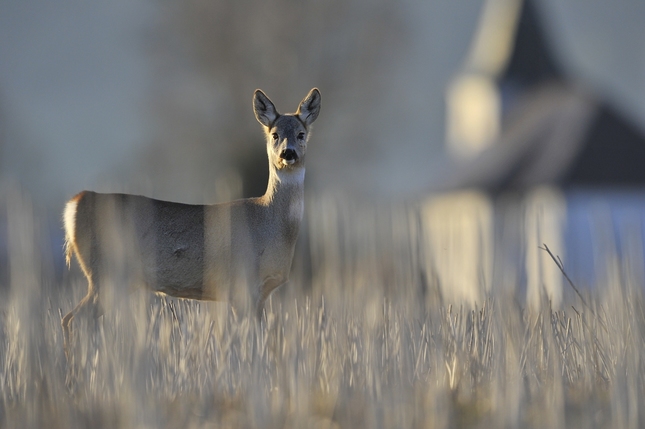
[0,189,644,428]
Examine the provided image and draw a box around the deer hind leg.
[61,281,101,362]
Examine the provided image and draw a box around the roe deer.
[61,88,321,357]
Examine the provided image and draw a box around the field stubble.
[0,189,644,428]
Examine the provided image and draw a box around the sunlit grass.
[1,189,644,428]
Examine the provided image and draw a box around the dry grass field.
[1,189,644,428]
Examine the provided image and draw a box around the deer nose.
[280,148,298,162]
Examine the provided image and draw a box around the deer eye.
[272,133,279,140]
[297,132,305,140]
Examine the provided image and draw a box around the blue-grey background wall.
[1,0,643,206]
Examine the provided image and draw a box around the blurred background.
[1,0,645,305]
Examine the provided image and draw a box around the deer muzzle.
[280,149,298,165]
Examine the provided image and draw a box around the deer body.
[62,88,320,356]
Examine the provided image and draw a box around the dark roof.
[444,0,645,192]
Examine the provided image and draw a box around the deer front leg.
[256,276,287,321]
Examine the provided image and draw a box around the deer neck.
[261,165,305,222]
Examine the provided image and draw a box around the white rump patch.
[63,198,78,266]
[64,199,78,239]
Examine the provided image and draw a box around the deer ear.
[297,88,321,126]
[253,89,279,127]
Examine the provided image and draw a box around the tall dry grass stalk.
[0,187,644,428]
